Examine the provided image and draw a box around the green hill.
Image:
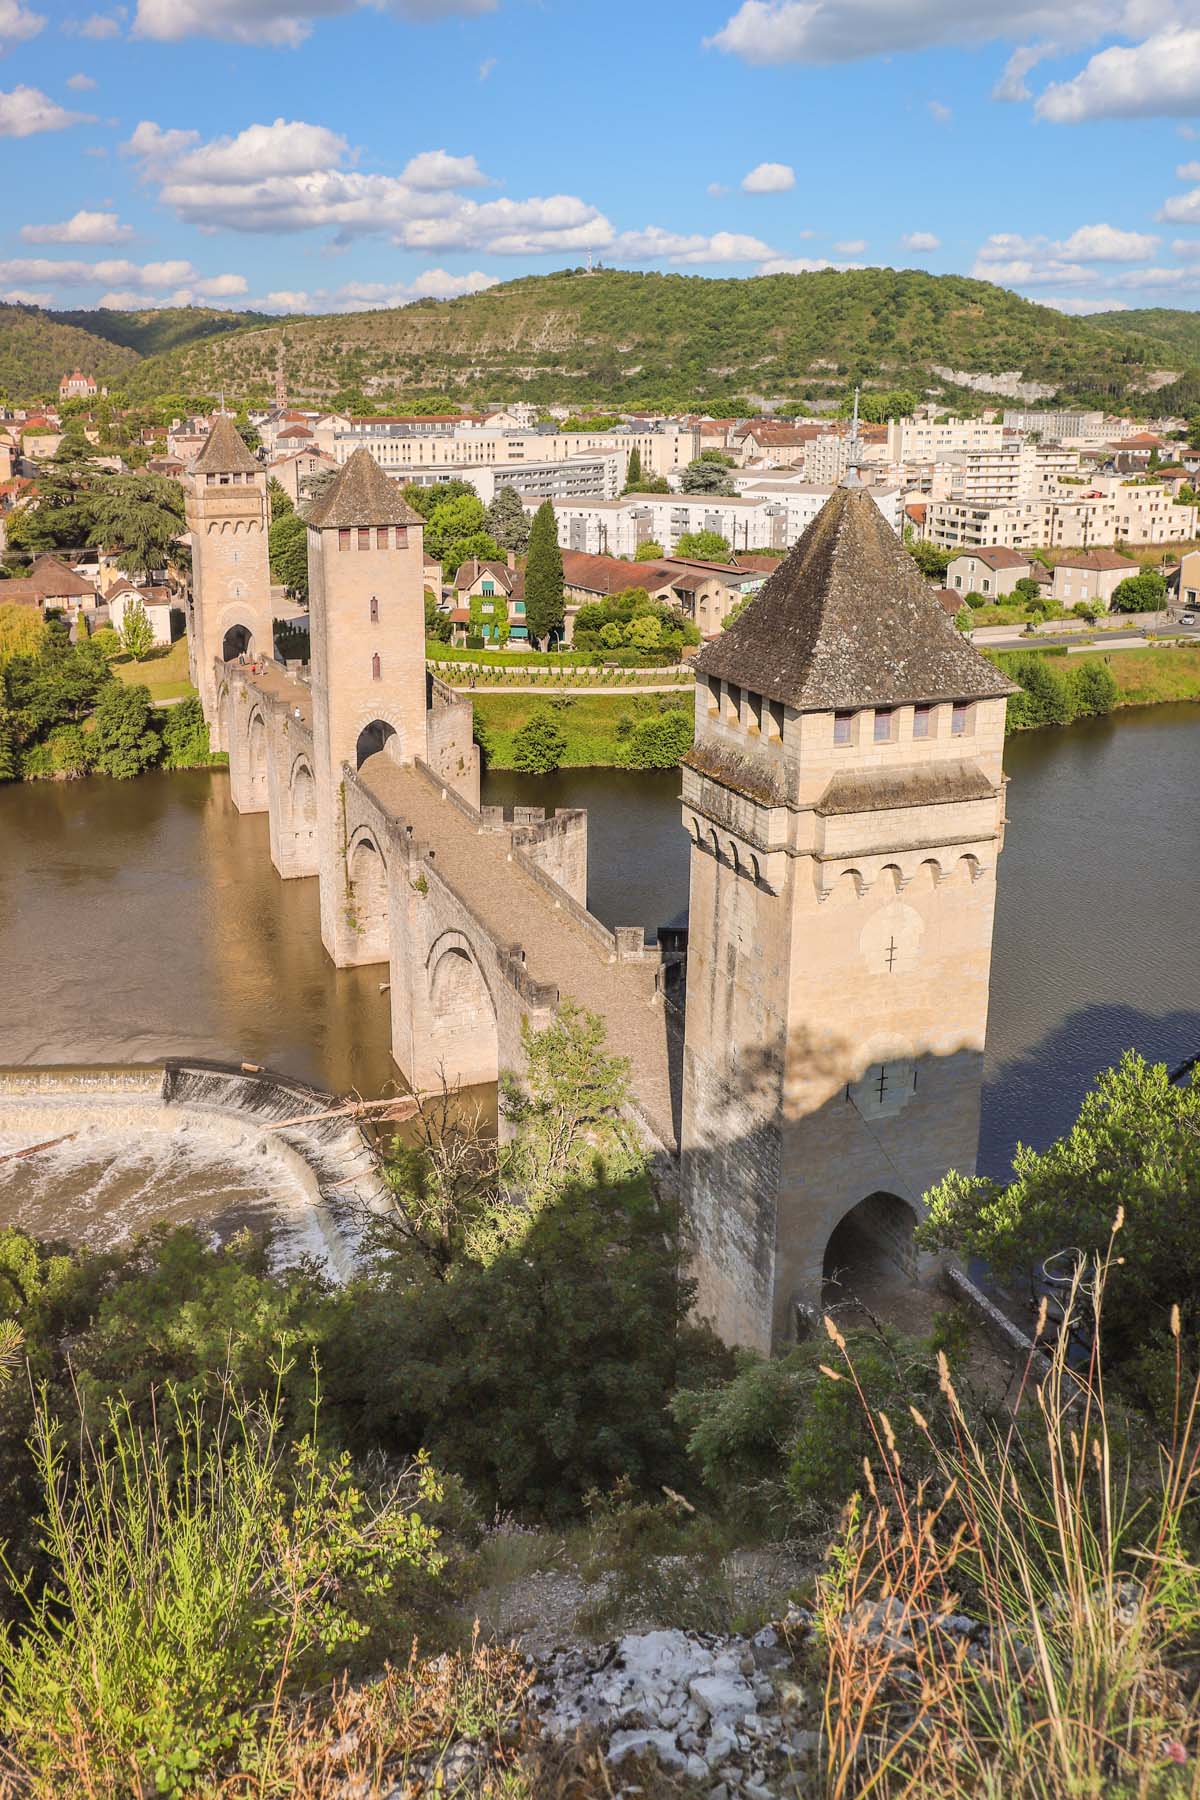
[122,268,1181,412]
[56,304,275,359]
[0,304,140,400]
[1085,307,1200,362]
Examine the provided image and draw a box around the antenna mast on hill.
[275,344,287,411]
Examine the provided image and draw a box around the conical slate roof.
[191,414,259,475]
[694,487,1016,711]
[304,448,425,529]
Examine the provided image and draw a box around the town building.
[59,369,99,400]
[945,547,1032,597]
[1049,550,1136,609]
[0,553,97,615]
[331,420,699,482]
[1002,408,1107,440]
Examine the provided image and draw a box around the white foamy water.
[0,1081,377,1277]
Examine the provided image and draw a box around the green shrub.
[1004,651,1073,729]
[1067,657,1119,717]
[21,723,90,779]
[160,696,215,768]
[623,708,693,768]
[511,707,567,773]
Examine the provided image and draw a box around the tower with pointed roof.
[305,448,429,962]
[679,485,1016,1353]
[184,415,273,737]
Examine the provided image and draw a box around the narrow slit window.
[833,711,853,746]
[369,595,379,623]
[371,653,381,681]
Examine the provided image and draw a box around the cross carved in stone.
[875,1065,890,1106]
[884,936,899,972]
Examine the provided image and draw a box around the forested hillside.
[56,305,275,359]
[122,268,1176,411]
[0,305,140,399]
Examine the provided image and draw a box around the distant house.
[59,369,98,400]
[1,554,98,615]
[559,548,767,637]
[946,546,1032,598]
[452,558,527,641]
[1050,549,1135,609]
[105,580,178,646]
[269,447,338,505]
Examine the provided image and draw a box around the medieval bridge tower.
[183,416,274,738]
[679,485,1016,1353]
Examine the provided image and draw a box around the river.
[0,705,1197,1238]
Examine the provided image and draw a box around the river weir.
[0,1061,388,1279]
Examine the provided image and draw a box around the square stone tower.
[679,485,1017,1353]
[184,416,273,734]
[304,449,428,962]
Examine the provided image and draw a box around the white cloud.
[834,237,867,253]
[1171,236,1200,258]
[1042,295,1131,313]
[132,0,494,47]
[193,271,248,296]
[1038,26,1200,121]
[973,225,1162,285]
[740,159,795,193]
[927,98,952,122]
[758,255,867,273]
[0,255,244,294]
[65,70,96,87]
[65,11,123,37]
[259,268,499,312]
[21,209,132,244]
[704,0,1158,65]
[992,41,1057,100]
[1059,222,1159,260]
[611,226,777,263]
[706,181,730,196]
[901,230,940,251]
[400,149,488,190]
[0,287,51,304]
[0,0,44,51]
[123,116,615,253]
[0,84,90,135]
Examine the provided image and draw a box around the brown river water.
[0,703,1197,1247]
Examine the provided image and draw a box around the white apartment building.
[533,484,900,558]
[332,422,699,479]
[402,450,628,506]
[1002,409,1107,440]
[885,416,1006,461]
[926,481,1198,550]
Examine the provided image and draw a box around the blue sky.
[4,0,1200,315]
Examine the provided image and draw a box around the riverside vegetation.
[0,1002,1195,1794]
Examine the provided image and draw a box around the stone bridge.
[218,657,679,1154]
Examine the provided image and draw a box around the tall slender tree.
[624,445,642,491]
[523,501,565,648]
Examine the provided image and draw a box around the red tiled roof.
[948,546,1030,570]
[1055,549,1135,571]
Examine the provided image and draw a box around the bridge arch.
[822,1191,919,1313]
[289,755,317,844]
[346,829,389,956]
[245,707,268,808]
[424,928,499,1089]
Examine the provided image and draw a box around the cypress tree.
[523,500,565,648]
[625,445,642,491]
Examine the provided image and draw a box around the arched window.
[371,652,381,681]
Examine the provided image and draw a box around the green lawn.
[473,691,691,768]
[111,637,195,703]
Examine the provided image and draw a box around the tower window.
[338,529,351,552]
[874,708,894,743]
[951,702,970,737]
[833,711,853,746]
[913,704,932,739]
[371,653,381,681]
[370,595,379,623]
[358,528,371,550]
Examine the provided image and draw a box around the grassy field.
[110,637,195,703]
[473,691,690,768]
[1093,640,1200,705]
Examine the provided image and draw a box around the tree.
[269,510,310,601]
[1111,570,1166,613]
[1005,652,1072,728]
[485,484,530,555]
[624,445,642,490]
[443,531,502,581]
[299,466,337,508]
[511,707,567,773]
[904,536,951,580]
[838,388,918,423]
[1013,576,1042,604]
[118,596,155,661]
[425,592,452,643]
[919,1052,1200,1412]
[267,477,293,521]
[679,458,735,496]
[675,530,731,561]
[0,603,47,675]
[1067,658,1119,717]
[420,493,488,564]
[88,475,185,581]
[88,682,161,779]
[400,479,479,524]
[523,501,565,647]
[160,696,213,768]
[634,540,664,561]
[623,709,693,768]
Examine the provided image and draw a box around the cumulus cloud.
[400,149,489,190]
[610,227,777,263]
[21,209,133,243]
[973,225,1161,284]
[1042,296,1132,313]
[758,254,867,273]
[259,268,499,312]
[992,41,1056,101]
[706,181,730,196]
[1038,26,1200,121]
[741,160,795,192]
[0,0,44,52]
[834,237,867,253]
[901,230,940,251]
[0,255,244,295]
[132,0,494,47]
[66,70,96,87]
[0,84,90,135]
[64,11,123,37]
[0,287,52,303]
[704,0,1159,65]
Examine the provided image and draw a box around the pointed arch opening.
[222,623,253,662]
[823,1191,919,1316]
[356,719,396,769]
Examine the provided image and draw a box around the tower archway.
[356,719,397,769]
[822,1191,919,1312]
[222,623,253,662]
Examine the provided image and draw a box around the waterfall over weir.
[0,1061,389,1280]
